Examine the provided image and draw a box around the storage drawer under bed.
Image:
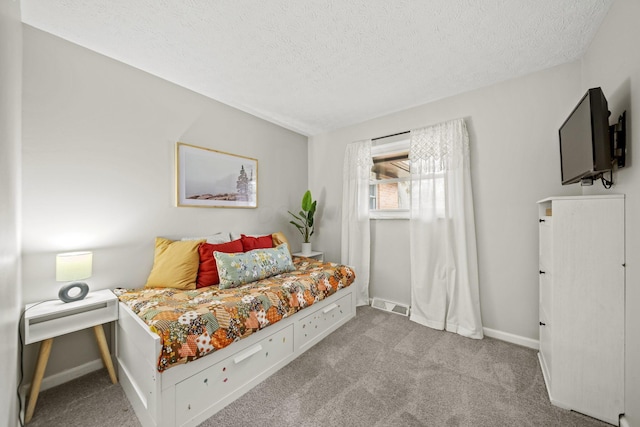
[174,323,294,424]
[295,291,353,351]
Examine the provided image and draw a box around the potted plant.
[288,190,317,255]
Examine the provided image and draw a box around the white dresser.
[537,195,624,425]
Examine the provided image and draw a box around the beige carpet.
[25,306,610,427]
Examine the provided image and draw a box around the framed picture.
[176,142,258,208]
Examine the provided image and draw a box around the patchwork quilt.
[115,257,355,372]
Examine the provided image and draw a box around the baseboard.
[367,301,540,350]
[483,327,539,350]
[21,358,105,393]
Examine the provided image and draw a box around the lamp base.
[58,282,89,303]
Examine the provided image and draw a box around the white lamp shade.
[56,251,93,282]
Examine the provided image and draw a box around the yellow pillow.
[145,237,204,289]
[272,231,291,253]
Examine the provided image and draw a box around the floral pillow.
[214,243,294,289]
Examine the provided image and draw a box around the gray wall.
[370,219,411,306]
[21,26,308,384]
[0,2,22,426]
[580,0,640,423]
[310,1,640,422]
[310,63,580,342]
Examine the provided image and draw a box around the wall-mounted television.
[559,87,613,185]
[559,87,627,187]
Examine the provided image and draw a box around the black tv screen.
[559,87,612,185]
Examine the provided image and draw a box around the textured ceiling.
[21,0,613,136]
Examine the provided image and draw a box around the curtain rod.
[371,130,409,141]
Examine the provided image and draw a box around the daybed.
[115,233,356,427]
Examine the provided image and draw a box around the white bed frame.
[116,284,356,427]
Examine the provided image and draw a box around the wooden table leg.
[93,325,118,384]
[25,338,53,423]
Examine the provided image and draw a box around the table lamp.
[56,251,92,302]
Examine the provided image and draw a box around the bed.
[115,252,356,427]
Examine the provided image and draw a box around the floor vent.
[371,298,410,317]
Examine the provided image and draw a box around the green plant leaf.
[289,220,303,229]
[289,221,304,235]
[309,201,316,218]
[288,210,304,221]
[301,190,312,211]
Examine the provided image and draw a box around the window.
[370,139,410,219]
[369,136,446,219]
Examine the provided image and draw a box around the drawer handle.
[233,344,263,364]
[539,322,546,326]
[322,303,338,314]
[539,270,545,275]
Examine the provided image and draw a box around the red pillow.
[196,239,243,288]
[240,234,273,251]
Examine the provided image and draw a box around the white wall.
[0,2,22,426]
[21,26,308,383]
[580,0,640,423]
[310,62,581,343]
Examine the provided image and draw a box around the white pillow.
[181,232,231,244]
[229,231,271,241]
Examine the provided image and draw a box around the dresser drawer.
[539,311,552,381]
[175,324,294,424]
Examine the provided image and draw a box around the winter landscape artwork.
[176,142,258,208]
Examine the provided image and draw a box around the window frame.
[369,138,411,220]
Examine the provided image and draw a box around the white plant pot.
[301,242,312,255]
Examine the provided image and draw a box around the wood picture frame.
[176,142,258,208]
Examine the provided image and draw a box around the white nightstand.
[292,250,324,262]
[23,289,119,422]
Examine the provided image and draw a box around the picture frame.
[176,142,258,208]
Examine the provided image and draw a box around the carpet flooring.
[25,306,610,427]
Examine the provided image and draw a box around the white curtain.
[341,140,372,306]
[409,119,483,339]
